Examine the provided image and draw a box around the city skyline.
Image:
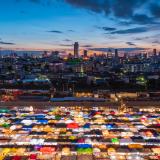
[0,0,160,51]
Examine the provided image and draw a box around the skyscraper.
[107,49,112,58]
[115,49,118,58]
[83,50,88,57]
[74,42,79,58]
[153,49,157,56]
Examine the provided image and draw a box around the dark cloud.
[134,36,150,40]
[64,39,72,42]
[48,30,63,34]
[65,0,111,15]
[103,27,116,31]
[22,0,159,25]
[68,30,75,32]
[132,14,157,24]
[65,0,159,26]
[111,27,147,34]
[82,45,93,48]
[65,0,147,18]
[150,3,160,18]
[134,38,143,41]
[0,41,15,45]
[152,40,160,44]
[19,0,159,26]
[111,0,146,18]
[97,26,116,31]
[126,42,136,46]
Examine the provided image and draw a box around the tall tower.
[153,49,157,56]
[115,49,118,58]
[74,42,79,58]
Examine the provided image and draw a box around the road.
[0,100,160,109]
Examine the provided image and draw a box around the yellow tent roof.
[128,144,143,149]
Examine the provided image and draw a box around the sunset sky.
[0,0,160,51]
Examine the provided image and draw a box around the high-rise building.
[112,49,119,66]
[42,51,48,58]
[83,50,88,57]
[153,49,157,56]
[23,53,28,58]
[52,51,59,56]
[68,53,73,59]
[115,49,118,58]
[93,53,97,57]
[107,49,112,58]
[74,42,79,58]
[124,53,129,60]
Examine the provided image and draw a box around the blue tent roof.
[76,144,92,148]
[37,119,48,124]
[50,97,105,102]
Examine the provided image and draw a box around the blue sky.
[0,0,160,51]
